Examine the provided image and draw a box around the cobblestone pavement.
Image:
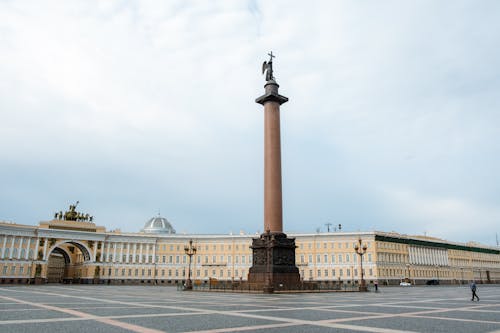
[0,285,499,332]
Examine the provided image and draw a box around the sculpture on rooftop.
[53,201,93,222]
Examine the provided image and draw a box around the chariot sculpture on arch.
[53,201,93,222]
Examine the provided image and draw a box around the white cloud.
[379,187,500,243]
[1,1,499,244]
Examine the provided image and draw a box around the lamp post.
[354,238,368,291]
[183,239,197,290]
[435,265,439,284]
[406,263,410,284]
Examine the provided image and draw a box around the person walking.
[470,281,479,301]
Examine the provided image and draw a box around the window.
[176,255,180,264]
[331,255,335,263]
[339,269,343,276]
[19,266,24,274]
[317,270,321,277]
[346,254,350,262]
[316,255,321,263]
[332,269,336,276]
[324,269,328,277]
[338,254,343,263]
[368,254,372,262]
[162,256,166,263]
[308,255,312,263]
[300,255,304,263]
[347,269,350,277]
[324,254,328,263]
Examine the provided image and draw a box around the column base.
[248,232,301,292]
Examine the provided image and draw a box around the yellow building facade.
[1,218,499,286]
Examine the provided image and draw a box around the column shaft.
[264,101,283,233]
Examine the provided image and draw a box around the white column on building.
[126,243,131,263]
[99,241,104,262]
[152,243,156,264]
[93,241,98,262]
[34,237,40,260]
[9,236,16,259]
[145,244,150,264]
[112,242,117,263]
[42,237,49,260]
[17,237,24,259]
[24,238,31,260]
[119,242,124,263]
[132,243,137,263]
[106,242,111,262]
[139,244,143,263]
[1,236,7,258]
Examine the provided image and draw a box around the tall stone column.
[248,53,300,293]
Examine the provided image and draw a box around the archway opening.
[46,242,90,283]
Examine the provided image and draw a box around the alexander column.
[248,52,300,293]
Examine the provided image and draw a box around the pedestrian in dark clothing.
[470,281,479,301]
[374,281,378,292]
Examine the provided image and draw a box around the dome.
[142,216,176,234]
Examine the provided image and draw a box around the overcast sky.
[1,1,499,246]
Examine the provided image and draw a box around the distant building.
[0,217,498,285]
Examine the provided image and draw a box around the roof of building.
[141,215,176,234]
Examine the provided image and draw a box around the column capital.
[256,80,289,105]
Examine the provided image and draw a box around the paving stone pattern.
[0,285,499,332]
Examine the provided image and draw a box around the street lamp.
[406,263,410,284]
[354,238,368,292]
[183,239,197,290]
